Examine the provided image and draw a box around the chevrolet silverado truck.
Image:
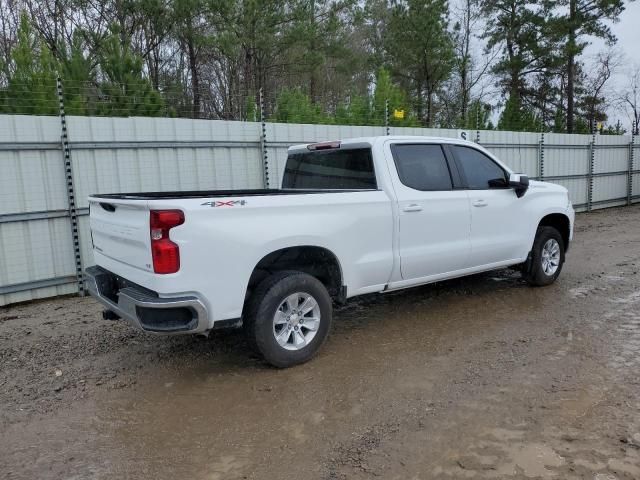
[86,136,574,367]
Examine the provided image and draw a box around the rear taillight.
[150,210,184,274]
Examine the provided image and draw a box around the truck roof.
[288,135,477,152]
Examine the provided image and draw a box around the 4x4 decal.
[201,200,247,207]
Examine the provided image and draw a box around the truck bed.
[90,189,375,200]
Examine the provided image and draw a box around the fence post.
[629,133,635,206]
[56,76,84,296]
[259,88,269,189]
[587,123,596,212]
[385,99,390,136]
[538,132,545,180]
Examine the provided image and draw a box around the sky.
[598,0,640,68]
[585,1,640,128]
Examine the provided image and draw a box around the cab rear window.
[282,148,377,190]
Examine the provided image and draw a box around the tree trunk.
[566,0,577,133]
[243,46,253,109]
[459,0,471,126]
[415,84,424,124]
[187,38,200,119]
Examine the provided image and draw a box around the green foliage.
[273,69,418,127]
[59,32,94,115]
[0,1,630,134]
[245,93,258,122]
[572,117,592,134]
[550,0,627,132]
[385,0,455,126]
[273,88,329,124]
[2,14,58,115]
[373,68,417,127]
[498,95,541,132]
[600,121,625,135]
[95,26,165,117]
[482,1,555,111]
[463,100,494,130]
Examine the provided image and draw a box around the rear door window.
[451,146,508,189]
[283,148,377,189]
[391,144,453,191]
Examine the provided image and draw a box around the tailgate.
[88,197,152,272]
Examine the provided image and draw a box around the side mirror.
[509,173,529,198]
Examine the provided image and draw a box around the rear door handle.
[472,200,488,208]
[403,204,423,212]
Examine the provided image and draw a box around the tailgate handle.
[100,203,117,212]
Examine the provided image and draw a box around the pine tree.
[482,1,552,122]
[59,31,94,115]
[550,0,626,133]
[464,100,493,130]
[385,0,454,126]
[96,26,164,117]
[498,94,541,131]
[373,68,414,126]
[4,14,58,115]
[274,88,328,124]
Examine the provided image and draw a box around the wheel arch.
[537,213,571,252]
[244,246,345,314]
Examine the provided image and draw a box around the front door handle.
[472,200,488,208]
[403,204,423,212]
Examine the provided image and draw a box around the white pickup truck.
[86,136,574,367]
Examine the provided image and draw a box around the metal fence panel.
[0,116,67,215]
[0,217,77,305]
[594,135,629,174]
[389,127,460,138]
[550,178,589,207]
[479,130,540,177]
[633,173,640,197]
[77,215,94,271]
[543,133,591,177]
[592,175,629,203]
[67,116,264,209]
[0,115,78,305]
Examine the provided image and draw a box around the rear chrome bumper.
[85,266,209,334]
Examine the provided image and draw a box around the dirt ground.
[2,206,640,480]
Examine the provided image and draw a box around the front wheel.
[523,226,565,286]
[244,271,332,368]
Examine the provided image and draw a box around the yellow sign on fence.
[393,109,405,120]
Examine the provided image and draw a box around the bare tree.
[447,0,498,127]
[580,48,622,131]
[618,64,640,135]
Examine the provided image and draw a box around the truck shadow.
[180,267,532,371]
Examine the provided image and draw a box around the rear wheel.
[244,271,332,368]
[524,226,565,286]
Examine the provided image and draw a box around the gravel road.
[1,205,640,479]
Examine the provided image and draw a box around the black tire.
[524,226,565,286]
[243,271,332,368]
